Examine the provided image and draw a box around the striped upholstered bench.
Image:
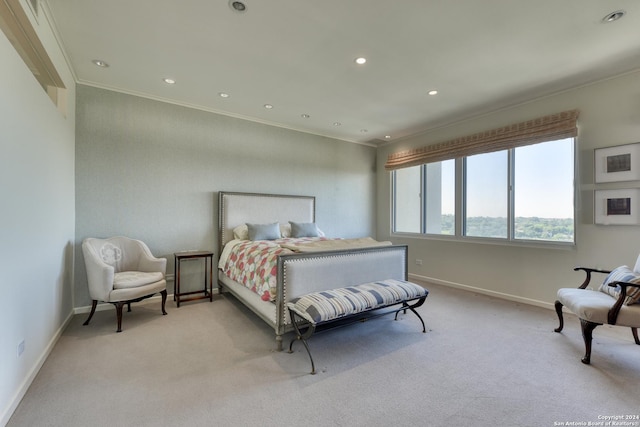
[286,279,429,374]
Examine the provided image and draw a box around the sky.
[442,138,574,218]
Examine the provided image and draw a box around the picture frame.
[594,142,640,183]
[594,188,640,225]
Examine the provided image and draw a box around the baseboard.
[408,273,556,311]
[1,309,74,427]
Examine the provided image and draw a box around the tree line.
[438,214,573,242]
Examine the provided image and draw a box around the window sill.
[390,232,576,250]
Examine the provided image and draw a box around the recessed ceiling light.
[385,135,392,139]
[92,59,109,68]
[355,57,367,65]
[163,78,176,84]
[360,129,368,133]
[229,1,247,12]
[333,122,342,126]
[301,114,310,118]
[602,10,625,23]
[428,90,438,96]
[219,92,230,98]
[264,104,273,109]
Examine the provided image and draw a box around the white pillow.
[280,223,292,238]
[235,223,292,239]
[232,224,249,240]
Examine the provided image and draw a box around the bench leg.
[395,297,427,333]
[632,327,640,345]
[288,310,317,375]
[288,294,428,374]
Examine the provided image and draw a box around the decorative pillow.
[598,265,640,305]
[280,223,292,238]
[233,224,249,240]
[628,284,640,305]
[234,223,291,239]
[289,221,319,238]
[247,222,281,240]
[99,243,122,265]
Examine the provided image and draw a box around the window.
[464,151,508,238]
[393,166,421,233]
[512,139,574,242]
[425,160,455,235]
[393,159,455,236]
[392,138,575,244]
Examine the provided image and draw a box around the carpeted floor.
[7,282,640,427]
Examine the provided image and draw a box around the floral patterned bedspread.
[220,237,330,301]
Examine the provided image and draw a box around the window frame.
[391,138,576,247]
[391,165,424,234]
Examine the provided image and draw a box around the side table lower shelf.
[174,251,214,307]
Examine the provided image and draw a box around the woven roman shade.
[385,109,579,171]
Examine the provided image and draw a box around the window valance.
[384,109,579,171]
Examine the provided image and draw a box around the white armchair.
[82,236,167,332]
[554,255,640,364]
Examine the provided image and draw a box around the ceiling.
[43,0,640,145]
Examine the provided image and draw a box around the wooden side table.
[173,251,214,307]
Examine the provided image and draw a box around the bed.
[217,191,408,350]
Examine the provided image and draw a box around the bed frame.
[217,191,408,350]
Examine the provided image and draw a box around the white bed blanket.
[279,237,391,252]
[218,237,391,269]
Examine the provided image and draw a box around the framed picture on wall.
[594,188,640,225]
[594,143,640,183]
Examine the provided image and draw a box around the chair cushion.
[557,288,640,327]
[113,271,164,289]
[557,288,614,324]
[598,266,640,305]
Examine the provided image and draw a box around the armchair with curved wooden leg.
[82,236,168,332]
[554,261,640,364]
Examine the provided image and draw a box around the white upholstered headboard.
[218,191,315,254]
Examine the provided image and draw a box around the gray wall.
[377,70,640,308]
[74,85,377,307]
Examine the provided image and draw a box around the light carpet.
[7,282,640,427]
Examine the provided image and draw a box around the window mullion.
[421,165,427,234]
[508,149,515,240]
[458,158,466,237]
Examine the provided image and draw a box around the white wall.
[377,70,640,307]
[74,85,378,308]
[0,3,76,424]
